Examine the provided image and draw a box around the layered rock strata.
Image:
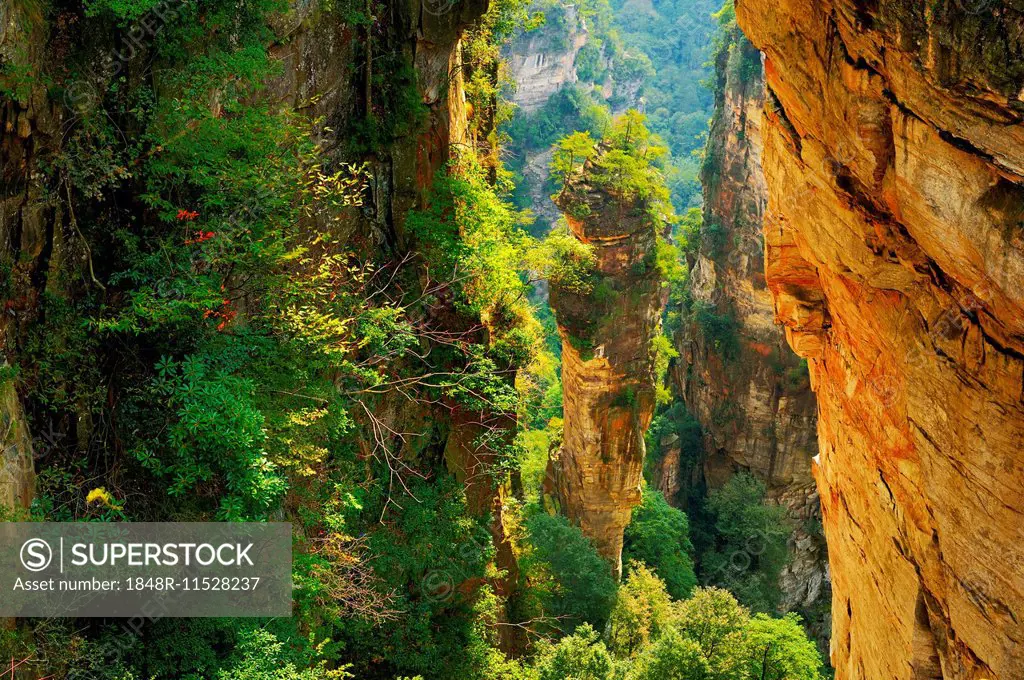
[672,30,827,623]
[735,0,1024,677]
[547,157,667,578]
[507,4,589,113]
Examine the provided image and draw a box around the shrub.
[217,629,352,680]
[530,225,598,294]
[693,301,742,363]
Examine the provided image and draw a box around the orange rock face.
[736,0,1024,677]
[548,178,667,578]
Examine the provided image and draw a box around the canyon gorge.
[671,22,828,635]
[2,0,1024,677]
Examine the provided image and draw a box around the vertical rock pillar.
[547,154,667,578]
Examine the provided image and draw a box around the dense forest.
[1,0,821,676]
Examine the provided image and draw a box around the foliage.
[588,112,671,210]
[505,84,613,157]
[520,512,618,631]
[138,353,285,520]
[523,583,823,680]
[551,131,598,188]
[338,473,501,677]
[84,0,166,20]
[3,0,824,675]
[606,562,673,657]
[408,153,536,322]
[528,224,597,294]
[743,613,825,680]
[217,629,352,680]
[671,587,751,680]
[517,419,559,498]
[533,624,615,680]
[623,489,698,599]
[711,0,762,93]
[627,628,710,680]
[693,301,742,363]
[651,333,679,406]
[608,0,719,204]
[699,474,791,613]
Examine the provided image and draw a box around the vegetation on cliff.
[0,0,828,675]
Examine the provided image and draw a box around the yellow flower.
[86,487,114,508]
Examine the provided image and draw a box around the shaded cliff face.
[1,0,61,519]
[1,0,487,486]
[683,38,817,495]
[2,0,528,659]
[672,30,827,622]
[547,160,667,578]
[1,0,515,597]
[736,0,1024,677]
[506,5,589,113]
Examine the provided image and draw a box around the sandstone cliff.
[735,0,1024,677]
[547,149,668,578]
[507,4,589,113]
[505,6,596,233]
[669,27,828,624]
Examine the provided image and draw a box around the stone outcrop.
[682,37,817,496]
[507,4,589,113]
[0,380,34,515]
[547,154,667,578]
[671,28,828,629]
[505,7,591,233]
[504,8,642,236]
[735,0,1024,677]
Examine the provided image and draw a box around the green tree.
[673,587,749,680]
[742,613,823,680]
[627,628,710,680]
[623,489,698,599]
[700,474,791,612]
[609,109,655,155]
[533,624,614,680]
[551,131,598,188]
[606,562,673,657]
[521,512,618,631]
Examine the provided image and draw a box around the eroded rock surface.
[506,4,589,113]
[736,0,1024,676]
[672,29,827,627]
[547,158,667,578]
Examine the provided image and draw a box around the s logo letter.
[20,539,53,572]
